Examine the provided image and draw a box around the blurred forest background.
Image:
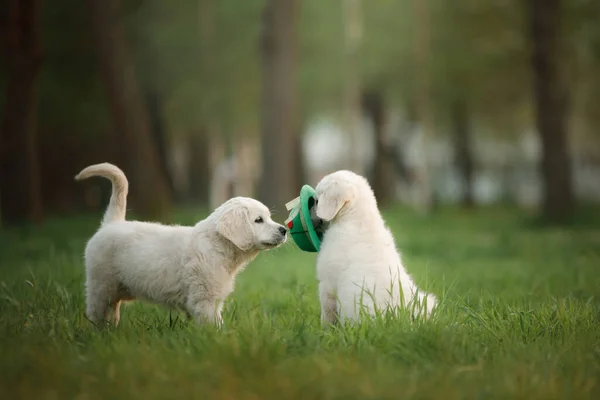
[1,0,599,227]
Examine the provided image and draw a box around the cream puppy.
[76,163,287,327]
[313,170,436,325]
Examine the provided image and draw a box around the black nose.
[278,226,287,236]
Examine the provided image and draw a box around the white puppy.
[76,163,287,327]
[313,170,436,325]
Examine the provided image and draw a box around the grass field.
[1,206,599,399]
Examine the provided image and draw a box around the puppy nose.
[278,226,287,236]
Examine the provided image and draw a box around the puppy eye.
[255,217,264,223]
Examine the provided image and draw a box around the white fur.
[314,170,437,325]
[75,163,287,327]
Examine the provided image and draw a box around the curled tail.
[75,163,128,224]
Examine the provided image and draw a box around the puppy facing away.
[312,170,437,325]
[76,163,287,327]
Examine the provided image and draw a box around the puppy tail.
[75,163,128,225]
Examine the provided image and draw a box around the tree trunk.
[362,89,394,207]
[528,0,573,221]
[146,90,176,199]
[187,129,211,205]
[87,0,172,220]
[451,98,475,208]
[293,126,306,191]
[195,0,218,206]
[0,0,44,226]
[258,0,299,209]
[412,0,434,213]
[343,0,363,174]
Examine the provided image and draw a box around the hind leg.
[337,280,378,323]
[108,300,122,326]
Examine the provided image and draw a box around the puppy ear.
[216,206,254,251]
[316,180,353,221]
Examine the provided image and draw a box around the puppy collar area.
[284,185,322,253]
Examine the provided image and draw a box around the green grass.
[1,206,599,399]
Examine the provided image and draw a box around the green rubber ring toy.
[285,185,322,252]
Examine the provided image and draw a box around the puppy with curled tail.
[76,163,287,328]
[312,170,437,325]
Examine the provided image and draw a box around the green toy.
[285,185,322,252]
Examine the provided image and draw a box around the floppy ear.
[316,180,353,222]
[216,205,254,251]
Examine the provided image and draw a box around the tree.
[411,0,435,213]
[343,0,363,174]
[426,0,528,208]
[146,89,176,199]
[451,98,475,207]
[87,0,172,220]
[0,0,44,226]
[258,0,300,209]
[362,89,394,207]
[187,127,212,204]
[528,0,574,221]
[188,0,218,206]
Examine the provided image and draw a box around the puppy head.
[216,197,287,251]
[314,170,369,222]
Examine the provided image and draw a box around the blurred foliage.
[2,0,600,156]
[124,0,266,136]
